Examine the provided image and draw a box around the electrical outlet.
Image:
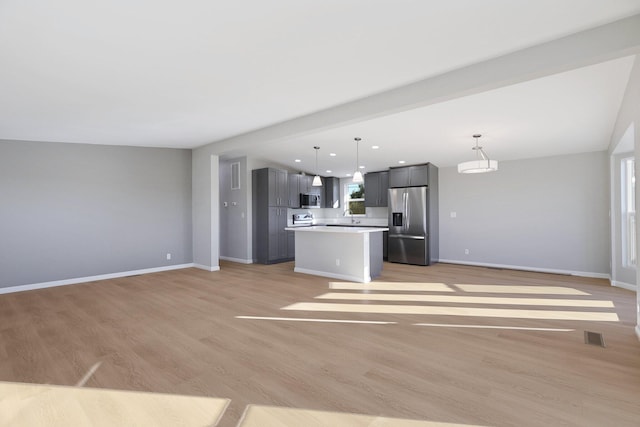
[166,253,172,260]
[336,259,340,266]
[464,249,469,255]
[450,211,457,218]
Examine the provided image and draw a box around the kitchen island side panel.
[294,232,369,282]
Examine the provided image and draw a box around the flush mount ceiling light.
[458,134,499,174]
[353,137,363,183]
[312,146,322,186]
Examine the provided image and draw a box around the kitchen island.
[284,226,388,283]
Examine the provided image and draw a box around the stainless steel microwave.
[300,193,321,208]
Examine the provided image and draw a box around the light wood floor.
[0,261,638,426]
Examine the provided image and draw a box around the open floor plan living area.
[1,2,640,426]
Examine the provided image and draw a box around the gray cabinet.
[265,168,288,206]
[365,171,389,207]
[299,175,312,194]
[287,230,295,258]
[252,168,292,264]
[323,177,340,209]
[389,163,435,188]
[308,176,322,197]
[288,174,301,208]
[268,207,288,261]
[287,174,315,207]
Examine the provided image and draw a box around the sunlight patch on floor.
[329,282,454,292]
[282,302,620,321]
[413,323,575,332]
[0,382,229,427]
[454,284,590,295]
[235,316,396,324]
[315,292,613,307]
[238,405,485,427]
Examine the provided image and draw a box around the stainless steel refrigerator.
[388,186,438,265]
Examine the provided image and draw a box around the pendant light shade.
[312,146,322,186]
[352,137,364,183]
[458,134,499,174]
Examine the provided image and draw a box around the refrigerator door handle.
[403,190,408,231]
[388,234,425,240]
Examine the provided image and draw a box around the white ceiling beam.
[206,13,640,154]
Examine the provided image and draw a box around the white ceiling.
[1,1,640,173]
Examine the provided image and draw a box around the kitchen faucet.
[343,208,360,224]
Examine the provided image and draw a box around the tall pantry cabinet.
[252,168,292,264]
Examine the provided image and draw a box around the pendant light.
[457,134,499,174]
[312,146,322,186]
[352,137,363,183]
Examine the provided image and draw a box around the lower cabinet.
[267,207,289,262]
[287,230,295,259]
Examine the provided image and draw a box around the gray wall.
[219,157,250,262]
[439,151,610,276]
[0,140,192,288]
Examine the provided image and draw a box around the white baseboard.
[0,263,195,295]
[194,264,221,272]
[294,267,371,283]
[219,256,253,264]
[611,280,637,291]
[438,259,610,279]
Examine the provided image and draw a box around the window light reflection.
[238,405,486,427]
[315,293,614,308]
[282,302,620,321]
[454,284,591,295]
[413,323,575,332]
[329,282,454,292]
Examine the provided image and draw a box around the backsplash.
[287,207,387,226]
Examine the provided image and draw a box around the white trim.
[0,263,195,295]
[611,280,637,291]
[438,259,610,279]
[219,256,253,264]
[636,325,640,341]
[194,264,221,272]
[293,267,371,283]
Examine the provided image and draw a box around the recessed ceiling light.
[294,159,301,162]
[326,170,332,173]
[359,165,365,169]
[398,160,406,164]
[346,173,352,177]
[329,153,337,157]
[372,145,379,149]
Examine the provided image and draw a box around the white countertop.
[285,225,388,233]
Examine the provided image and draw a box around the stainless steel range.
[291,212,314,227]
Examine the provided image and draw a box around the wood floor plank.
[0,261,638,427]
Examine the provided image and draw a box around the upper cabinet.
[389,163,436,188]
[288,174,301,208]
[288,174,315,207]
[323,177,340,209]
[308,176,322,197]
[245,168,287,207]
[259,168,288,206]
[364,171,389,207]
